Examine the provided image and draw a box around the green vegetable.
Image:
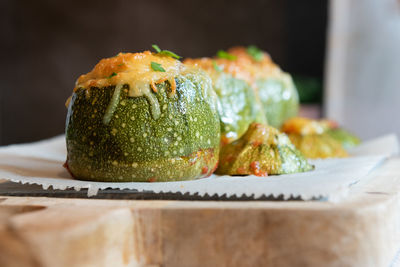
[216,123,313,176]
[246,45,263,62]
[152,44,162,53]
[66,71,220,182]
[211,72,267,143]
[152,44,181,59]
[217,50,237,61]
[159,50,181,59]
[150,62,166,72]
[327,128,361,149]
[107,72,117,79]
[256,74,299,128]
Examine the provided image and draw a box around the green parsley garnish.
[151,44,181,59]
[107,72,117,79]
[216,50,237,61]
[212,61,223,72]
[152,44,162,53]
[160,50,181,59]
[151,62,166,72]
[246,45,263,62]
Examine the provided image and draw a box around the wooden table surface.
[0,158,399,267]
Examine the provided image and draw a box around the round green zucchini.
[212,72,267,143]
[226,46,300,129]
[66,65,220,182]
[256,75,299,128]
[183,58,267,144]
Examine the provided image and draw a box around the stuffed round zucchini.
[321,120,361,149]
[281,117,348,159]
[65,51,220,182]
[227,46,299,128]
[184,57,267,145]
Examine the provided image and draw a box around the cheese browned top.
[281,117,330,135]
[184,47,284,88]
[227,46,282,80]
[74,51,187,97]
[184,57,254,85]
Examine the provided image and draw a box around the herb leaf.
[246,45,263,62]
[152,44,181,59]
[159,50,181,59]
[216,50,237,61]
[107,72,117,79]
[212,61,223,72]
[151,62,166,72]
[152,44,161,53]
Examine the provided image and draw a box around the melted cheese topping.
[184,57,255,86]
[281,117,330,135]
[227,46,282,80]
[74,51,183,98]
[73,51,196,122]
[184,46,284,89]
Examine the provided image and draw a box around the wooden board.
[0,157,399,267]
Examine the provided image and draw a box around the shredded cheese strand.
[156,77,168,84]
[143,90,161,120]
[169,78,176,95]
[150,81,158,93]
[103,84,123,125]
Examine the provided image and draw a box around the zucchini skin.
[224,46,300,129]
[66,73,220,182]
[327,128,361,149]
[216,123,313,176]
[213,72,267,144]
[256,75,299,128]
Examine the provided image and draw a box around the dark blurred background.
[0,0,327,145]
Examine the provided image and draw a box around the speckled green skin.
[216,124,313,176]
[213,72,267,142]
[327,128,361,150]
[256,76,299,128]
[66,73,220,182]
[277,134,313,174]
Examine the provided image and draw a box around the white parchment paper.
[0,134,397,201]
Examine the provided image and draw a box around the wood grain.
[0,158,399,267]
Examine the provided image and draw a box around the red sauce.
[250,161,268,177]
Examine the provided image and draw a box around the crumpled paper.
[0,134,397,201]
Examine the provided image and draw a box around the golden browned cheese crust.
[185,47,283,87]
[74,51,193,97]
[281,117,348,159]
[227,47,282,81]
[281,117,329,135]
[184,57,253,85]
